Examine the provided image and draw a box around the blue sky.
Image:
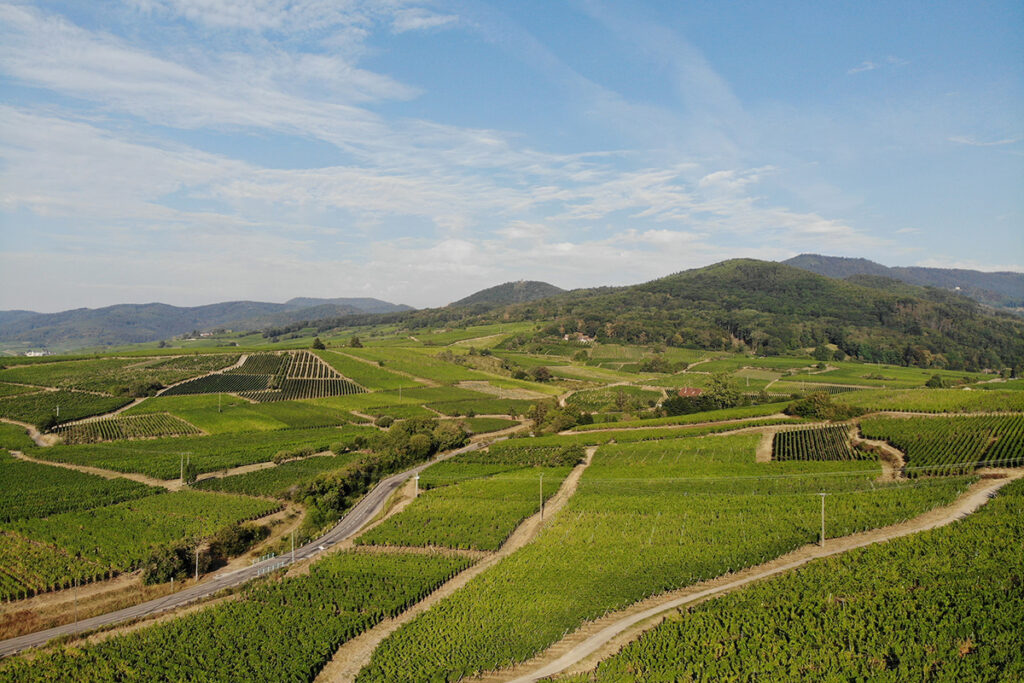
[0,0,1021,312]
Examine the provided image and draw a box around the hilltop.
[449,281,565,308]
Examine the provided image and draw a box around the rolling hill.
[449,281,565,308]
[0,298,412,351]
[783,254,1024,310]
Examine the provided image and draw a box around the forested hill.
[449,281,565,308]
[783,254,1024,310]
[0,298,412,349]
[483,260,1024,371]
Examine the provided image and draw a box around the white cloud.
[391,8,457,33]
[847,60,879,74]
[948,135,1021,147]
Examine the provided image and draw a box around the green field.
[315,350,422,390]
[0,551,472,681]
[357,435,970,681]
[0,490,279,599]
[27,426,374,479]
[836,388,1024,413]
[0,355,239,396]
[54,413,202,444]
[0,390,132,427]
[194,452,364,499]
[0,450,159,523]
[558,478,1024,682]
[860,415,1024,475]
[357,467,571,551]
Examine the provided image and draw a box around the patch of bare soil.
[0,418,59,447]
[851,432,907,481]
[314,447,598,683]
[487,472,1023,683]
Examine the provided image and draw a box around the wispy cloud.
[948,135,1021,147]
[847,56,908,75]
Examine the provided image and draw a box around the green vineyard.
[162,374,269,395]
[0,390,132,428]
[242,378,365,402]
[772,424,868,461]
[0,491,279,600]
[54,413,202,444]
[860,415,1024,476]
[0,551,472,681]
[357,468,571,551]
[0,451,158,523]
[558,478,1024,682]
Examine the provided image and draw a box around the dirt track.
[490,471,1022,683]
[315,446,598,683]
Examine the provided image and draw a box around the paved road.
[0,441,484,658]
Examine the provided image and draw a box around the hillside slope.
[0,298,412,349]
[490,259,1024,371]
[783,254,1024,309]
[449,281,565,308]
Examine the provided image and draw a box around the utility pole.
[539,472,544,521]
[414,474,420,498]
[195,546,200,581]
[218,394,222,413]
[818,493,827,547]
[291,530,295,563]
[74,577,78,623]
[180,454,184,482]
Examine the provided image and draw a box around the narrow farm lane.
[0,441,486,659]
[316,446,598,683]
[493,470,1024,683]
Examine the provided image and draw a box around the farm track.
[486,471,1024,683]
[0,418,57,447]
[560,413,792,435]
[332,350,438,388]
[7,450,179,491]
[315,446,598,683]
[0,440,488,659]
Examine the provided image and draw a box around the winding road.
[0,440,484,658]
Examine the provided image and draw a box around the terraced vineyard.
[0,491,279,600]
[27,426,372,479]
[54,413,202,444]
[357,467,570,551]
[356,435,971,681]
[193,452,362,499]
[242,378,364,402]
[225,353,286,375]
[0,551,472,681]
[773,424,868,461]
[0,450,158,523]
[0,355,239,396]
[558,479,1024,682]
[162,373,269,395]
[860,415,1024,475]
[0,390,132,427]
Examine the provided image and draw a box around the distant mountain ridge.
[782,254,1024,310]
[0,298,412,350]
[450,281,565,308]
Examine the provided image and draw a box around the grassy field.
[27,426,374,479]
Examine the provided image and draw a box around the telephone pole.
[818,493,827,547]
[539,472,544,521]
[291,530,295,563]
[195,545,201,581]
[414,474,420,498]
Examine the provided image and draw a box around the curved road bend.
[0,441,486,658]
